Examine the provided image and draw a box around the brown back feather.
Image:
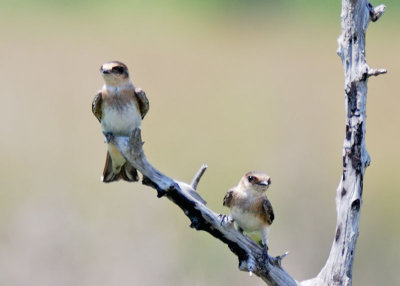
[223,189,234,207]
[134,88,150,119]
[92,91,103,122]
[262,198,274,225]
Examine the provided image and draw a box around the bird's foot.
[103,132,114,144]
[262,245,269,261]
[218,214,233,227]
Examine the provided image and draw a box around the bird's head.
[241,171,271,193]
[100,61,130,86]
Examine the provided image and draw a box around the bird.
[92,61,149,183]
[223,171,274,251]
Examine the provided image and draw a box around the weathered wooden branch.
[301,1,386,285]
[190,164,208,191]
[103,1,385,285]
[109,129,297,286]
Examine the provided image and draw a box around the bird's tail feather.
[120,162,139,182]
[101,152,139,183]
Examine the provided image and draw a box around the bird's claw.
[218,214,233,227]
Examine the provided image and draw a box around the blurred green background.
[0,0,399,285]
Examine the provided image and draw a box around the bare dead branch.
[301,1,386,285]
[368,3,386,22]
[367,68,387,77]
[191,164,208,191]
[109,129,297,286]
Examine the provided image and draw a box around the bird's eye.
[247,176,253,182]
[112,66,124,74]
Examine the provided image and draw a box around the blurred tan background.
[0,1,399,285]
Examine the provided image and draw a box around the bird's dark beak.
[258,178,271,186]
[100,66,111,74]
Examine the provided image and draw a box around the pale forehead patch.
[102,62,119,71]
[101,61,127,71]
[245,171,270,179]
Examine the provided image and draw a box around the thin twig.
[191,164,208,190]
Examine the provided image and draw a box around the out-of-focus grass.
[0,2,399,286]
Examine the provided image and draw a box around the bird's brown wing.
[92,91,103,123]
[223,189,235,207]
[262,198,275,225]
[134,87,149,119]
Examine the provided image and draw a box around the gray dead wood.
[300,1,386,286]
[105,1,385,285]
[109,129,297,286]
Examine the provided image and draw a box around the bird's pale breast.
[101,102,141,135]
[231,205,265,232]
